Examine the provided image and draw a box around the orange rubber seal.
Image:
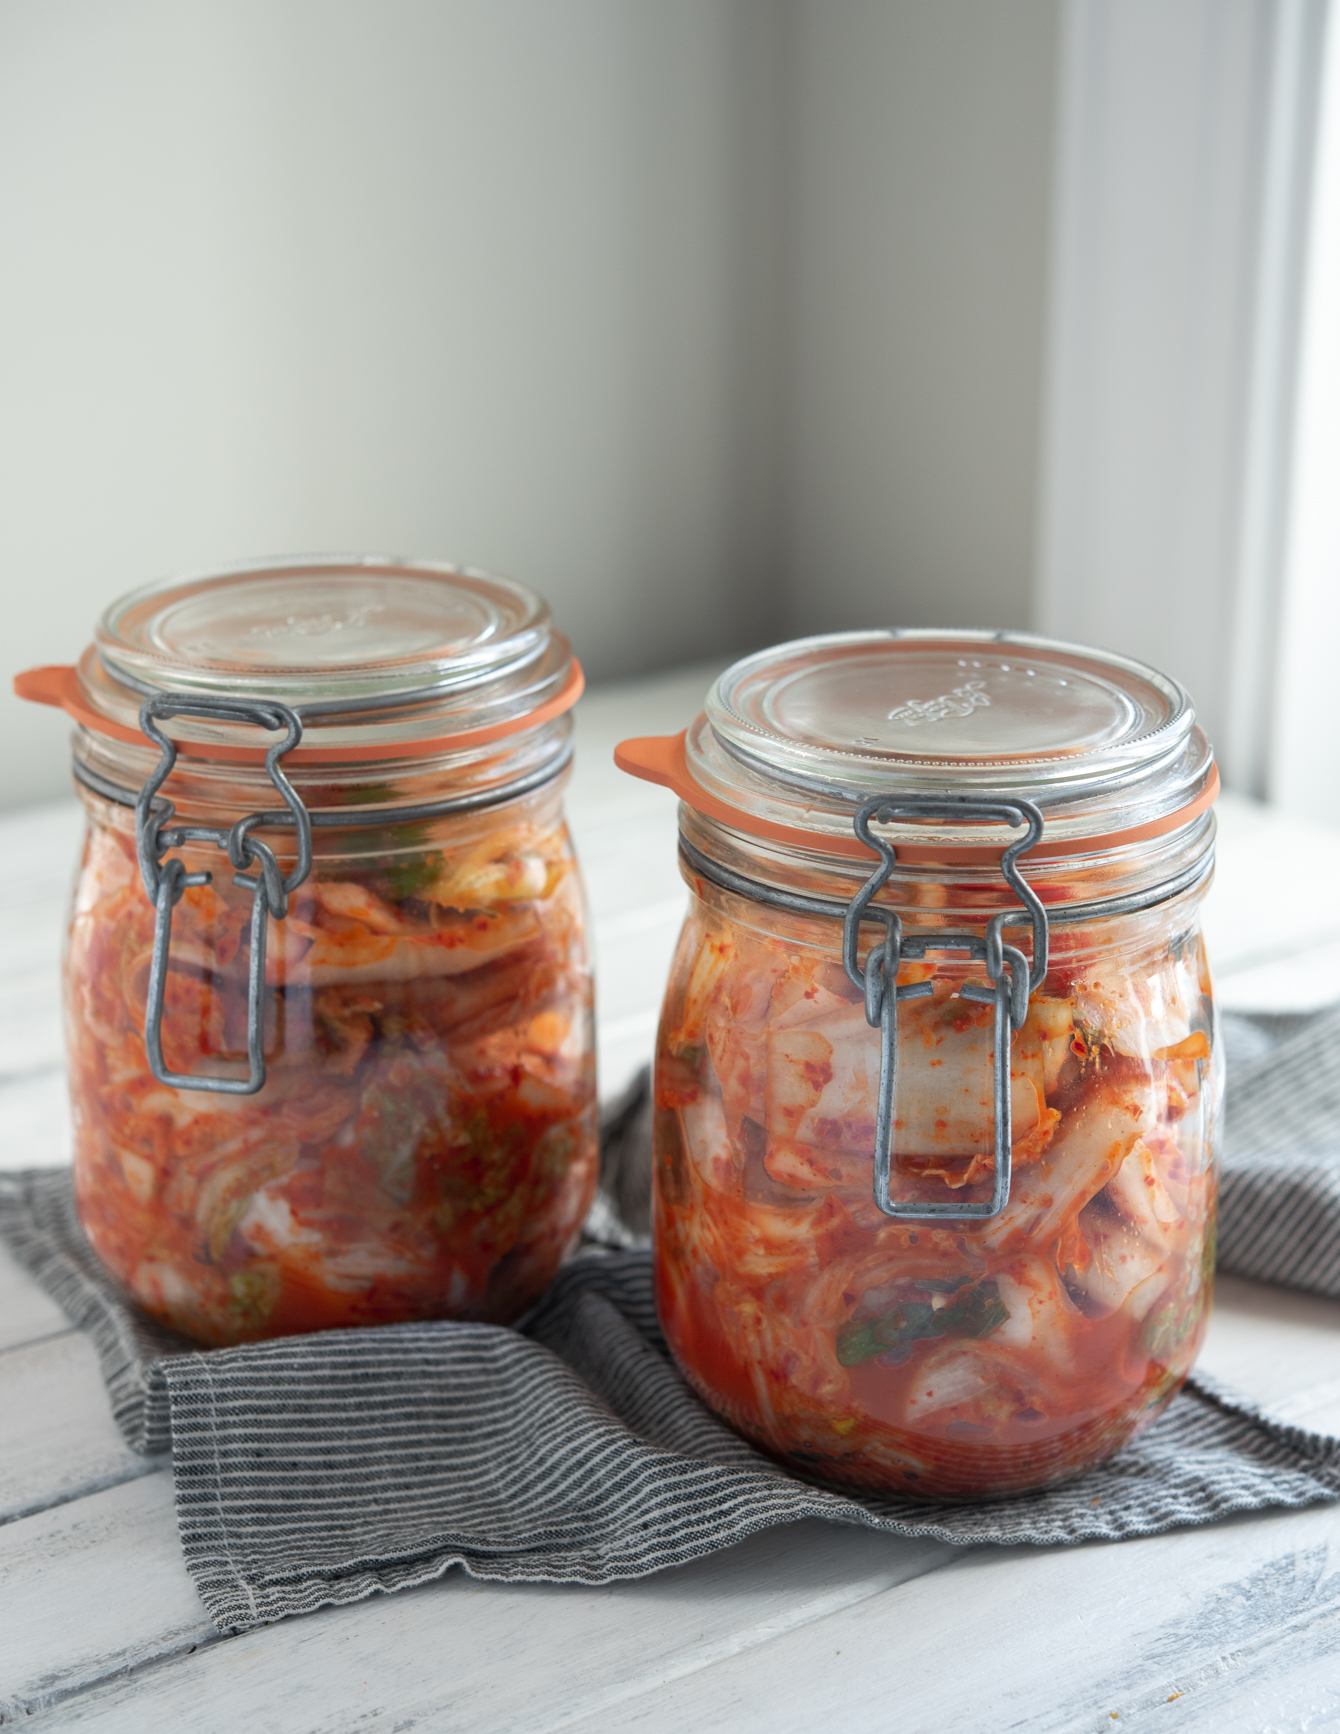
[15,660,585,765]
[615,728,1220,864]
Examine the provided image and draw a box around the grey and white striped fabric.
[1218,1004,1340,1298]
[1,1004,1338,1636]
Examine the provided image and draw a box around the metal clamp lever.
[842,795,1048,1221]
[134,696,313,1096]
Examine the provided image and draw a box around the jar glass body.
[65,721,597,1346]
[653,809,1221,1500]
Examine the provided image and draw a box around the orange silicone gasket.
[14,660,585,766]
[614,729,1220,865]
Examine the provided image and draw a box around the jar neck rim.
[71,732,575,833]
[678,829,1215,937]
[17,655,584,767]
[617,728,1219,865]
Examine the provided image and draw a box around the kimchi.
[653,897,1216,1500]
[622,629,1222,1498]
[66,788,596,1346]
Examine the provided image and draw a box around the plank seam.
[0,1457,166,1533]
[6,1628,226,1723]
[464,1546,974,1734]
[0,1325,75,1360]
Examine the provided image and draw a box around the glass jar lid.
[619,629,1217,858]
[19,556,580,764]
[96,556,552,706]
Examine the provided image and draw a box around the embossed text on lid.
[689,628,1212,849]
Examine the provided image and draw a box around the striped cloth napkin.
[1,1005,1337,1636]
[1217,1006,1340,1296]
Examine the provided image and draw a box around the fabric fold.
[1,1004,1337,1635]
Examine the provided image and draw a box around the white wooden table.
[3,664,1340,1732]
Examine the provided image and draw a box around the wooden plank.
[0,1239,70,1351]
[570,811,687,882]
[1215,938,1340,1015]
[0,800,83,906]
[566,660,725,837]
[593,904,686,1099]
[598,1012,662,1106]
[552,1501,1340,1734]
[1200,1637,1340,1733]
[0,895,67,986]
[0,1068,70,1171]
[0,810,77,1175]
[581,805,687,1098]
[0,1473,214,1720]
[1204,794,1340,1012]
[0,1331,160,1525]
[0,967,65,1082]
[23,1521,959,1732]
[1198,1273,1340,1436]
[1206,794,1340,970]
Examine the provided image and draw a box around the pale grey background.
[0,0,1061,809]
[2,0,1331,815]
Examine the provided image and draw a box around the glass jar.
[617,630,1222,1500]
[18,557,597,1345]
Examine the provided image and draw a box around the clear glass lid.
[688,629,1215,849]
[77,556,574,753]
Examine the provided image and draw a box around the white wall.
[1036,0,1330,795]
[0,0,787,807]
[781,0,1061,638]
[12,1,1304,817]
[1270,0,1340,823]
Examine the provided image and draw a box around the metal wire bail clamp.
[134,695,314,1096]
[841,794,1049,1222]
